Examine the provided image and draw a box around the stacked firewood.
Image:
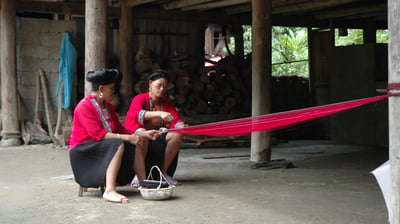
[133,48,310,117]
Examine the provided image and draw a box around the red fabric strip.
[387,83,400,96]
[168,95,389,136]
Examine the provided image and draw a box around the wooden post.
[233,25,244,59]
[84,0,107,96]
[250,0,272,162]
[364,21,376,44]
[389,0,400,222]
[1,0,21,146]
[119,2,134,113]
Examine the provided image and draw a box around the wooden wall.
[132,19,205,59]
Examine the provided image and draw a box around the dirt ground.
[0,140,389,224]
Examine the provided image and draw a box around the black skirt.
[69,139,136,188]
[145,133,179,179]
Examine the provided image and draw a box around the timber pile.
[133,48,310,121]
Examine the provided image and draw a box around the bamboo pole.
[250,0,272,162]
[0,0,20,146]
[54,80,64,145]
[84,0,107,96]
[388,0,400,222]
[39,69,55,142]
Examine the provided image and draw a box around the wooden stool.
[78,182,105,197]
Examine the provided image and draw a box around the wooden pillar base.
[0,138,21,146]
[1,131,21,146]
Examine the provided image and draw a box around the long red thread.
[168,95,389,136]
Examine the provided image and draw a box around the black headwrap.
[148,69,169,81]
[86,68,122,85]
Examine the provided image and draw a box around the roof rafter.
[122,0,157,8]
[273,0,362,14]
[163,0,214,10]
[181,0,250,11]
[314,3,387,20]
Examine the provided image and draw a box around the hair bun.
[85,69,121,85]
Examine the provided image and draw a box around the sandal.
[130,175,140,188]
[165,176,180,186]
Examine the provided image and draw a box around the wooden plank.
[163,0,214,10]
[388,0,400,222]
[131,7,250,25]
[123,0,157,8]
[273,0,362,14]
[182,0,250,11]
[225,4,251,15]
[16,1,84,15]
[315,3,387,20]
[16,1,122,17]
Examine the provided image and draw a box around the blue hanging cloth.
[56,32,77,109]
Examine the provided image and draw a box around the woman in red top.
[69,69,159,203]
[125,70,187,185]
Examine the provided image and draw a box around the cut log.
[192,80,205,93]
[221,84,233,96]
[135,58,152,74]
[223,96,236,108]
[134,80,148,94]
[195,99,208,114]
[175,94,186,105]
[175,76,190,89]
[199,73,210,83]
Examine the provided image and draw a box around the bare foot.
[103,190,130,203]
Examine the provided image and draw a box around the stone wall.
[1,17,77,133]
[17,18,77,128]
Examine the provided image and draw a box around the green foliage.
[334,29,388,45]
[334,29,364,46]
[271,26,309,77]
[229,26,309,77]
[242,25,252,56]
[376,29,388,44]
[228,26,388,79]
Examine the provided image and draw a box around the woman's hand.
[127,134,145,147]
[135,128,161,140]
[159,111,175,122]
[142,130,160,140]
[176,124,189,129]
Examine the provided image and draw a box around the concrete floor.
[0,140,389,224]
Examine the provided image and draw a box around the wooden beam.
[16,1,121,17]
[123,0,156,8]
[163,0,214,10]
[16,1,84,15]
[273,0,362,14]
[225,4,251,15]
[131,7,250,25]
[315,3,387,20]
[182,0,250,11]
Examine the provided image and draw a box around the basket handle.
[147,165,170,189]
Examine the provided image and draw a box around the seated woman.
[69,69,159,203]
[125,69,187,186]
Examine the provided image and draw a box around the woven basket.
[138,166,174,200]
